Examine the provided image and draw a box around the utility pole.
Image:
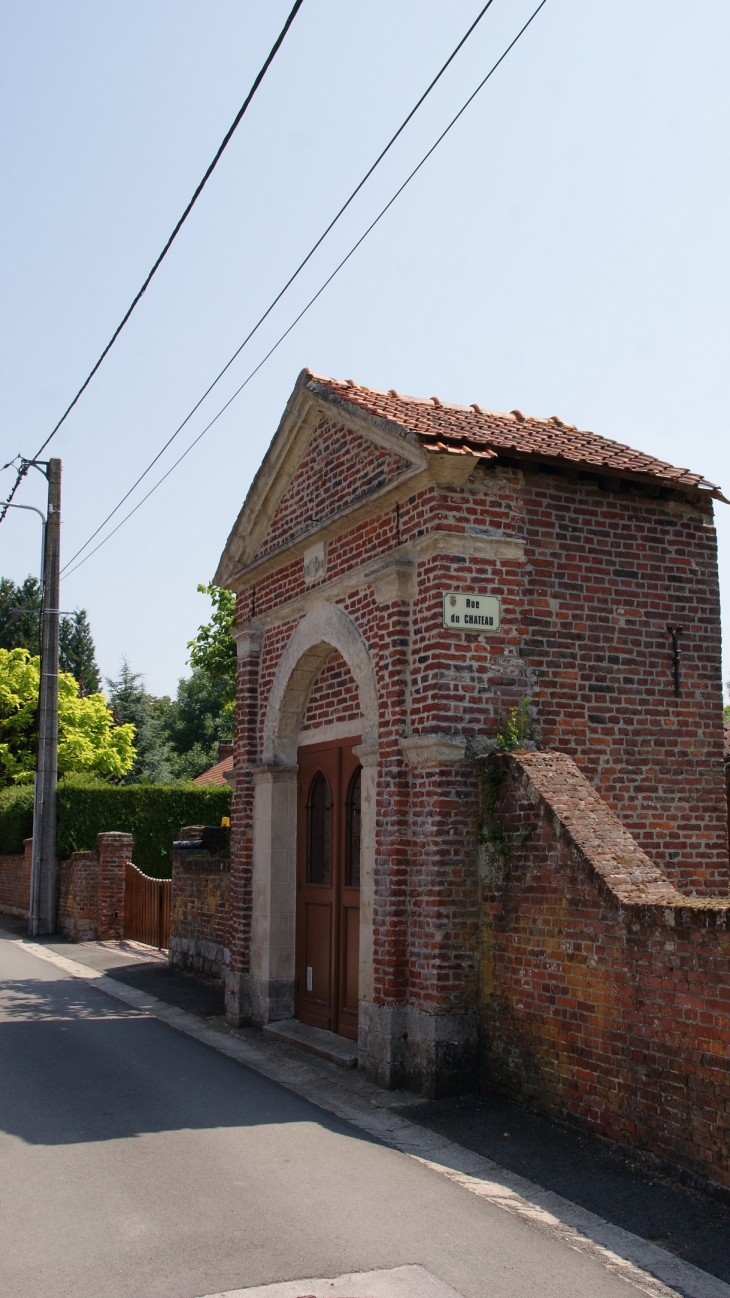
[29,458,61,936]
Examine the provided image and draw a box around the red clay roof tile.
[306,373,723,498]
[193,754,233,787]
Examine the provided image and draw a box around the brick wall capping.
[495,751,730,926]
[96,831,134,849]
[399,734,467,768]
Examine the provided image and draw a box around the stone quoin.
[211,368,728,1137]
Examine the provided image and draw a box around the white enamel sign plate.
[443,591,501,632]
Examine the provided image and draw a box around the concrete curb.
[14,937,730,1298]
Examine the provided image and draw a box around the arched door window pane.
[345,766,362,888]
[307,771,332,886]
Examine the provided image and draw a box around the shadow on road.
[0,970,372,1151]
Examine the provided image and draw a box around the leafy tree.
[163,668,233,779]
[59,609,101,695]
[2,578,101,698]
[0,576,42,654]
[105,660,176,784]
[102,586,236,785]
[0,647,135,787]
[187,582,236,719]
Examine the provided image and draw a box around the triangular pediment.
[215,370,425,587]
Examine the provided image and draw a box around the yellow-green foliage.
[0,647,136,786]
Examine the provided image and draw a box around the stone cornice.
[251,764,299,785]
[237,531,525,631]
[233,628,264,659]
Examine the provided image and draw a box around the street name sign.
[443,592,501,631]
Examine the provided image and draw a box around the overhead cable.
[61,0,550,581]
[59,0,499,573]
[0,0,305,523]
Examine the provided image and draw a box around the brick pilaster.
[227,623,264,1022]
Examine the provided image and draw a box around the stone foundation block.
[224,969,252,1026]
[169,935,228,981]
[251,975,295,1025]
[358,1001,477,1096]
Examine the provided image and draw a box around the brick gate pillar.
[226,627,264,1024]
[96,831,133,939]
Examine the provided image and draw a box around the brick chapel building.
[214,367,728,1100]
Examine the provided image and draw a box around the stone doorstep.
[263,1018,358,1068]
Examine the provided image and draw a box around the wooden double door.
[296,738,362,1040]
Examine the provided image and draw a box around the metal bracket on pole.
[4,502,47,592]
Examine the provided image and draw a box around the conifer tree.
[59,609,101,696]
[0,576,42,653]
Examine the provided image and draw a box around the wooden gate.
[124,862,171,949]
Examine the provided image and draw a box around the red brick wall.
[0,839,31,918]
[301,651,361,733]
[247,432,727,890]
[483,751,730,1189]
[56,833,132,941]
[57,850,99,941]
[517,469,726,891]
[260,415,409,558]
[229,414,727,1031]
[170,852,229,979]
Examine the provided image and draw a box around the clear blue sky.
[2,0,729,698]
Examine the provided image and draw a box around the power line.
[61,0,550,582]
[0,0,305,524]
[59,0,499,574]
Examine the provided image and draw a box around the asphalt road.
[0,929,676,1298]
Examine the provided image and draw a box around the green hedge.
[0,781,232,878]
[0,785,34,855]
